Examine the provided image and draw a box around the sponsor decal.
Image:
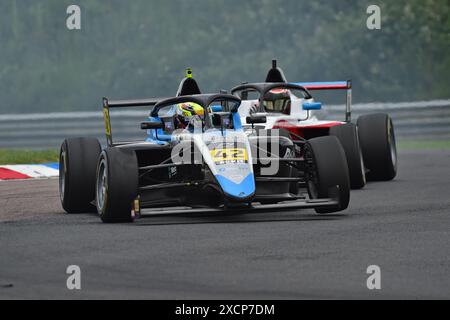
[210,148,248,165]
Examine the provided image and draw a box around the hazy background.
[0,0,449,114]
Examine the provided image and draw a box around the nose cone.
[215,174,255,201]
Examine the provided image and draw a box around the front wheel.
[304,136,350,214]
[96,148,139,223]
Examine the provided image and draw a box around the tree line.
[0,0,448,113]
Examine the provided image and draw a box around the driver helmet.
[175,102,204,128]
[263,88,291,114]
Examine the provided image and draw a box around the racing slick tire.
[357,113,397,181]
[96,148,138,223]
[305,136,350,214]
[59,137,101,213]
[330,123,366,189]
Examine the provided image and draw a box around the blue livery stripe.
[43,162,59,170]
[215,174,255,199]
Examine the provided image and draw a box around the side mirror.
[302,102,322,111]
[209,105,223,113]
[141,120,164,130]
[246,115,267,124]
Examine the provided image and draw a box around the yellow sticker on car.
[210,148,248,164]
[103,108,111,136]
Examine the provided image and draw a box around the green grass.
[0,149,59,165]
[397,140,450,150]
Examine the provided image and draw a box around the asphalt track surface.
[0,149,449,299]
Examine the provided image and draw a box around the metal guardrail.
[321,99,450,140]
[0,100,449,149]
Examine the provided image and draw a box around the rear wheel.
[305,136,350,214]
[59,138,101,213]
[96,148,138,223]
[357,113,397,181]
[330,123,366,189]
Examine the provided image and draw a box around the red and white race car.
[232,60,397,189]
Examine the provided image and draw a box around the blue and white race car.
[59,72,351,222]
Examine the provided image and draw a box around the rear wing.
[291,80,352,122]
[102,97,169,146]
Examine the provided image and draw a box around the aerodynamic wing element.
[291,80,352,122]
[102,97,170,146]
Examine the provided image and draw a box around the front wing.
[135,193,340,218]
